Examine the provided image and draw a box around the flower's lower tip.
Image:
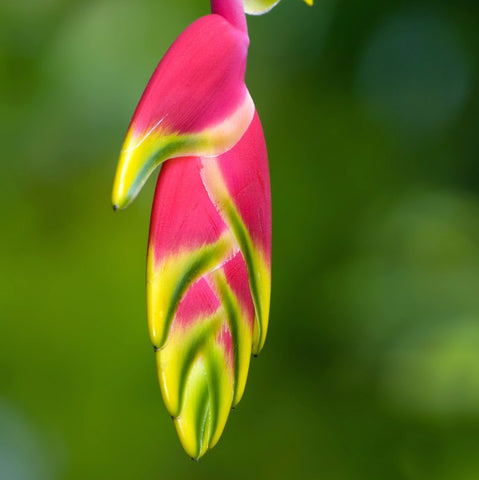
[112,204,118,212]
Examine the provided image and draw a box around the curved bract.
[111,0,284,459]
[147,113,271,459]
[243,0,313,15]
[112,13,252,210]
[243,0,281,15]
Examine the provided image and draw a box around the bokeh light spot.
[0,399,57,480]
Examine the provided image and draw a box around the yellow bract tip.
[303,0,313,5]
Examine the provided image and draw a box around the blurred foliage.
[1,0,479,478]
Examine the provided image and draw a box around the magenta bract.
[112,0,272,459]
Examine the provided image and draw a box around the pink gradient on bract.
[223,252,255,329]
[149,156,227,261]
[129,15,249,136]
[175,278,221,328]
[216,323,234,367]
[217,112,272,260]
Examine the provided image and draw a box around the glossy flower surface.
[112,6,253,210]
[112,0,313,459]
[148,112,270,458]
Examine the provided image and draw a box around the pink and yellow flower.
[147,111,270,458]
[112,0,311,459]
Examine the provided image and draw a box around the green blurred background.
[1,0,479,478]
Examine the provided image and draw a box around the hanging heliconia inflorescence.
[112,0,312,460]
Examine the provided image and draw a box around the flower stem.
[210,0,247,33]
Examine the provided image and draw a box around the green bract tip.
[243,0,313,15]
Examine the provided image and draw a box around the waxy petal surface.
[112,14,253,210]
[112,0,278,459]
[147,112,271,458]
[200,112,271,353]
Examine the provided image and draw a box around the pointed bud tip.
[112,204,118,211]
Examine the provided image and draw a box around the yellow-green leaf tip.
[243,0,313,15]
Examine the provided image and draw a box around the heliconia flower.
[112,0,310,460]
[148,111,271,458]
